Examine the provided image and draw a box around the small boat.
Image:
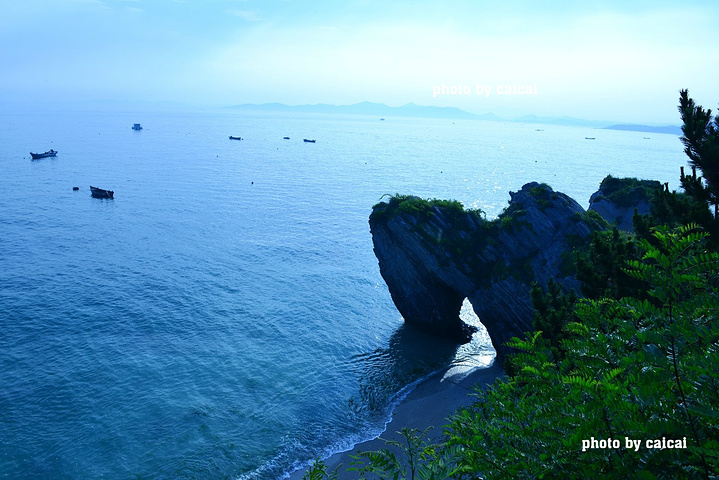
[380,118,385,121]
[90,186,114,199]
[585,137,595,140]
[30,150,57,159]
[303,139,316,143]
[132,124,143,130]
[229,136,242,140]
[283,137,290,140]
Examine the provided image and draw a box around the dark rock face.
[369,183,603,356]
[588,176,660,232]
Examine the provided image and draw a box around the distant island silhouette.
[226,101,681,134]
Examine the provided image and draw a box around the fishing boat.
[90,186,114,199]
[585,137,596,140]
[303,139,316,143]
[229,136,242,140]
[30,150,57,159]
[283,137,290,140]
[132,124,143,130]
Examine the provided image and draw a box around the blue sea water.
[0,107,685,479]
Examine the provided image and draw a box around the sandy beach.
[288,361,505,479]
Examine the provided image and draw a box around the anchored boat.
[30,150,57,159]
[90,186,114,199]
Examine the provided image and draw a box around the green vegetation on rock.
[372,194,494,269]
[595,175,662,208]
[371,194,484,225]
[527,182,557,210]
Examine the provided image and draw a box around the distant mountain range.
[227,101,500,121]
[227,102,681,135]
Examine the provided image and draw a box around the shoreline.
[287,360,505,480]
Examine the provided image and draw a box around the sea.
[0,106,685,479]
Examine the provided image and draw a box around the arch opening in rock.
[442,298,496,380]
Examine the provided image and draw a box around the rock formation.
[588,176,661,232]
[369,182,608,356]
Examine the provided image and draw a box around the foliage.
[575,226,645,300]
[595,175,662,209]
[632,177,719,247]
[496,205,530,234]
[527,183,557,210]
[634,91,719,246]
[678,89,719,210]
[528,278,578,361]
[349,427,462,480]
[579,209,611,232]
[371,194,492,262]
[303,459,339,480]
[371,194,485,226]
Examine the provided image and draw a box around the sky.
[1,0,718,124]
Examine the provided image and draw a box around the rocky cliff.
[369,183,608,356]
[588,175,661,232]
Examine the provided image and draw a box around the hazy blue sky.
[2,0,717,123]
